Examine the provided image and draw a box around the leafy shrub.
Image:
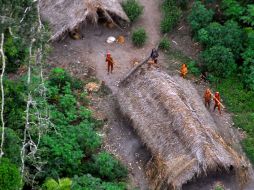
[197,21,244,58]
[244,27,254,49]
[221,0,245,20]
[71,175,126,190]
[91,152,128,181]
[223,20,244,57]
[241,48,254,90]
[40,121,101,178]
[131,28,147,47]
[188,1,214,33]
[48,68,82,90]
[0,158,22,190]
[42,178,72,190]
[197,22,224,47]
[216,77,254,164]
[3,35,28,73]
[186,60,201,76]
[159,37,171,51]
[4,79,26,132]
[122,0,143,22]
[48,68,72,89]
[160,1,181,33]
[0,128,20,165]
[201,45,236,78]
[241,4,254,27]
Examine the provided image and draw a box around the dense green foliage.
[131,28,147,47]
[122,0,144,22]
[42,178,72,190]
[201,45,236,78]
[160,0,182,33]
[71,175,126,190]
[197,21,243,58]
[188,1,214,34]
[90,152,128,181]
[0,158,22,190]
[221,0,245,21]
[216,78,254,163]
[159,37,171,51]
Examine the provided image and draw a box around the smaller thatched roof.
[116,68,250,189]
[39,0,129,41]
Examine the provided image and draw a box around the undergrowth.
[216,77,254,163]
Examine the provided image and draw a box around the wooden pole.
[208,90,225,109]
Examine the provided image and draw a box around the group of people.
[106,50,222,115]
[204,88,222,115]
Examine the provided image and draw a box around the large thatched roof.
[117,69,249,189]
[39,0,129,41]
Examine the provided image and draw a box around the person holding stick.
[213,91,222,115]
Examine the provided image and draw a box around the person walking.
[213,91,222,115]
[204,88,212,108]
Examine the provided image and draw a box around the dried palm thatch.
[39,0,129,41]
[116,69,250,189]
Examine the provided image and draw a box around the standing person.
[180,64,188,78]
[213,92,222,115]
[150,48,159,64]
[106,52,114,74]
[204,88,212,108]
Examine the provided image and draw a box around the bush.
[160,1,181,33]
[48,68,83,90]
[159,37,171,51]
[42,178,72,190]
[71,175,126,190]
[91,152,128,181]
[241,48,254,90]
[197,21,244,58]
[201,45,236,78]
[221,0,245,20]
[122,0,143,22]
[241,4,254,27]
[0,128,21,165]
[188,1,214,33]
[197,22,224,47]
[0,158,22,190]
[244,27,254,49]
[186,60,201,76]
[3,35,28,73]
[131,28,147,47]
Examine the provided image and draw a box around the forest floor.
[47,0,254,189]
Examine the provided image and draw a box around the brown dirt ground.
[47,1,254,189]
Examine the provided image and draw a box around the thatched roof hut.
[39,0,129,41]
[117,69,249,189]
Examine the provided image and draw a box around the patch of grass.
[159,37,171,51]
[122,0,144,22]
[131,28,147,47]
[215,77,254,163]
